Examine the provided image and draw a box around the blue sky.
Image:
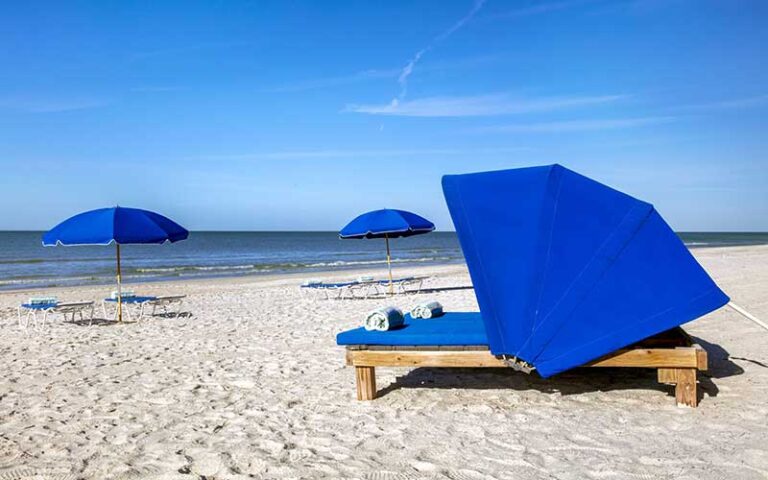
[0,0,766,231]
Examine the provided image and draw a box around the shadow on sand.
[417,285,475,294]
[324,285,475,301]
[377,338,744,403]
[68,311,192,326]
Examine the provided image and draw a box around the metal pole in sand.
[728,302,768,332]
[385,234,393,295]
[116,243,123,323]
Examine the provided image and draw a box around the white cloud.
[395,0,487,101]
[477,116,675,133]
[259,69,400,93]
[0,96,111,113]
[262,54,505,94]
[130,86,183,93]
[488,0,597,19]
[673,94,768,111]
[345,93,627,117]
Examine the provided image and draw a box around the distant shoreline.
[2,243,767,295]
[1,229,767,234]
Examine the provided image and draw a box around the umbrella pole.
[116,243,123,322]
[385,234,393,295]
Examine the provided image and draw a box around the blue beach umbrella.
[340,209,435,293]
[43,206,189,322]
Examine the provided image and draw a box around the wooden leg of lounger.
[355,366,376,401]
[658,367,698,407]
[675,368,697,407]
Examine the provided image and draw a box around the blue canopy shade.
[443,164,729,377]
[43,207,188,246]
[339,209,435,239]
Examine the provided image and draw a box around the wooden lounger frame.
[345,327,708,407]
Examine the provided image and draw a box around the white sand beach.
[0,245,766,479]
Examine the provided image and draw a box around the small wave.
[0,256,117,265]
[134,257,459,273]
[135,264,258,273]
[0,255,462,291]
[0,258,46,265]
[0,275,102,287]
[305,256,456,268]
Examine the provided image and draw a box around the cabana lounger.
[336,165,729,407]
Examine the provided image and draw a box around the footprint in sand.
[134,394,175,405]
[188,453,223,477]
[444,470,496,480]
[0,469,78,480]
[365,473,429,480]
[228,379,255,389]
[116,475,196,480]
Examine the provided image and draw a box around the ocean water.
[0,231,765,291]
[0,231,464,290]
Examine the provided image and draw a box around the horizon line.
[1,229,767,234]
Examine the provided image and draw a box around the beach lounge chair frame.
[302,281,378,300]
[148,295,186,317]
[102,296,156,322]
[344,327,708,407]
[303,277,427,300]
[387,276,427,295]
[301,282,352,300]
[323,283,357,300]
[347,280,383,299]
[18,301,95,329]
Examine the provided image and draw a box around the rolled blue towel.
[29,296,58,306]
[364,306,405,331]
[111,290,136,299]
[410,300,444,319]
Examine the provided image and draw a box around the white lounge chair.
[347,279,383,299]
[301,280,359,300]
[378,276,429,295]
[18,301,95,329]
[147,295,187,317]
[102,294,156,322]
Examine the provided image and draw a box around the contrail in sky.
[393,0,487,106]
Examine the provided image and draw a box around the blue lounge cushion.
[21,303,58,310]
[302,281,358,289]
[377,277,414,285]
[104,296,157,304]
[337,312,488,346]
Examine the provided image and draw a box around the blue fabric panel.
[528,168,647,334]
[336,312,488,346]
[516,202,655,363]
[42,207,188,246]
[442,166,555,354]
[533,210,729,376]
[442,164,730,377]
[340,209,435,239]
